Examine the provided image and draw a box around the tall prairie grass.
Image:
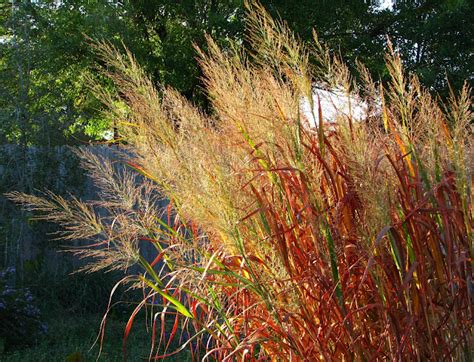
[8,1,473,360]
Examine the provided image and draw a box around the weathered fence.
[0,145,164,279]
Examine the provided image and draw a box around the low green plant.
[8,1,473,360]
[1,308,189,362]
[0,267,47,351]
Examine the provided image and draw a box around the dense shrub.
[9,2,473,360]
[0,267,47,351]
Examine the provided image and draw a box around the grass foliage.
[8,2,473,360]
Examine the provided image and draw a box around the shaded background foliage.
[0,0,472,146]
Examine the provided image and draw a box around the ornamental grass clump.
[8,1,473,360]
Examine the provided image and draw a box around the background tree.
[260,0,388,76]
[126,0,244,105]
[0,0,472,145]
[389,0,473,96]
[0,0,146,145]
[260,0,473,95]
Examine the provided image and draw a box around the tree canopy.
[0,0,472,145]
